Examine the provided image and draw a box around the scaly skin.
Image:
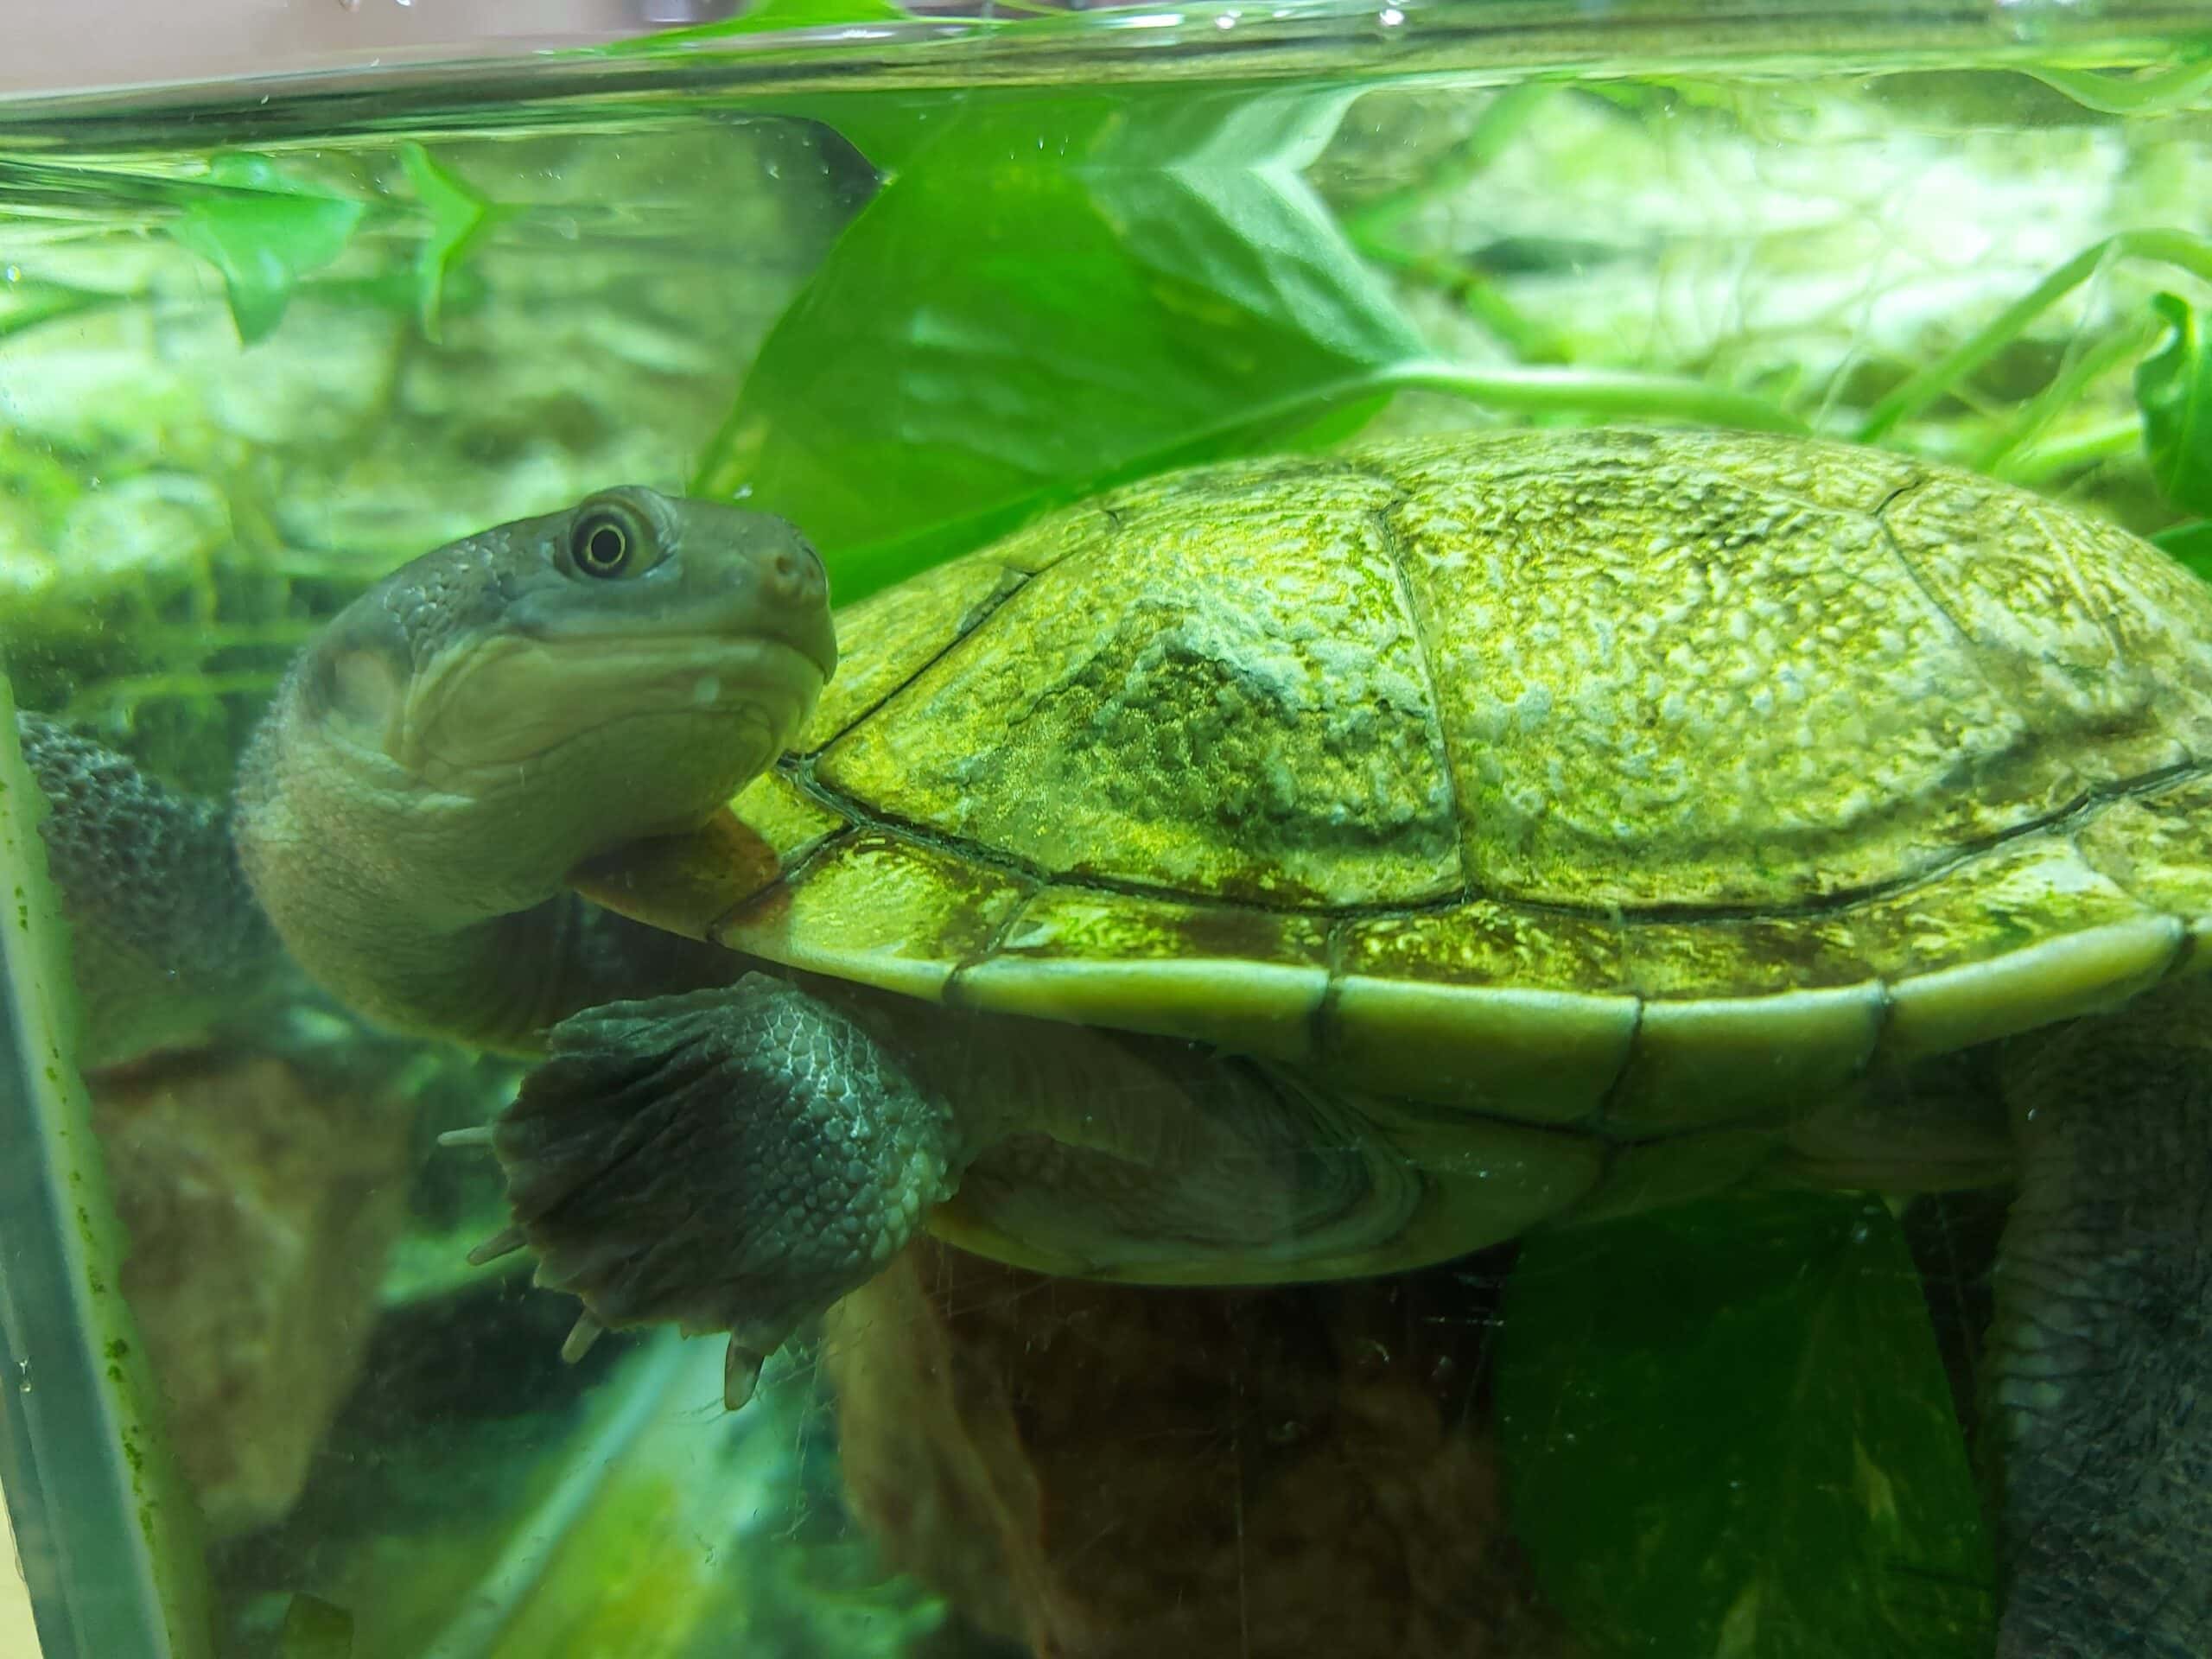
[1990,978,2212,1656]
[18,711,289,1067]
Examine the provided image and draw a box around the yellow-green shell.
[664,429,2212,1145]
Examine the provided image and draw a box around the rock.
[823,1240,1578,1659]
[90,1047,411,1537]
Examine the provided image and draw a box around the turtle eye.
[569,507,645,579]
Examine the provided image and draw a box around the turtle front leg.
[468,972,960,1410]
[1992,976,2212,1656]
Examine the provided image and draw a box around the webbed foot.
[462,974,960,1408]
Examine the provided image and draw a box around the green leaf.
[604,0,909,52]
[1497,1193,1997,1659]
[694,85,1424,599]
[2136,291,2212,514]
[0,279,111,341]
[721,0,907,28]
[2155,518,2212,581]
[757,92,964,177]
[401,142,498,341]
[166,154,365,345]
[277,1593,353,1659]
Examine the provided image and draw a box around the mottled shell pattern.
[612,429,2212,1158]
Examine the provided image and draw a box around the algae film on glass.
[3,7,2212,1659]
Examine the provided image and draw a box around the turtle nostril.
[768,537,828,607]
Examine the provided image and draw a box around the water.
[3,4,2211,1656]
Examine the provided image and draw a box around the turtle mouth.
[520,608,838,686]
[398,629,828,789]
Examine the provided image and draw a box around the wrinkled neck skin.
[233,657,771,1056]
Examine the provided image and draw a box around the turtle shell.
[587,429,2212,1146]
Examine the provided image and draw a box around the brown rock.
[823,1240,1577,1659]
[91,1047,411,1537]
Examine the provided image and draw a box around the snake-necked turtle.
[23,429,2212,1656]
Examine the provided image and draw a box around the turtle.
[22,428,2212,1658]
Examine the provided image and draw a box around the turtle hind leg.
[1991,976,2212,1657]
[481,974,960,1410]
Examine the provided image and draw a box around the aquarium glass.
[4,3,2212,1657]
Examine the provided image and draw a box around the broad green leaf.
[2136,291,2212,514]
[2155,518,2212,581]
[767,92,976,178]
[401,143,498,341]
[695,85,1422,599]
[166,154,365,345]
[1498,1193,1996,1659]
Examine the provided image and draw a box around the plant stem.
[1389,359,1808,435]
[2031,57,2212,116]
[2000,416,2145,486]
[1977,312,2164,477]
[1856,229,2212,443]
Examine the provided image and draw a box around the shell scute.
[811,462,1463,906]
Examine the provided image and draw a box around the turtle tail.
[16,712,291,1068]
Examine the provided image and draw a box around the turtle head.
[259,487,836,917]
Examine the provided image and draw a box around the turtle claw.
[466,1224,529,1266]
[480,983,959,1415]
[437,1124,497,1150]
[560,1313,605,1364]
[724,1337,766,1412]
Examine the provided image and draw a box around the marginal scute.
[951,886,1330,1058]
[1882,916,2185,1060]
[1620,911,1871,997]
[570,810,782,941]
[728,767,845,865]
[1338,900,1625,991]
[1321,978,1637,1125]
[1848,832,2187,1058]
[713,830,1033,1003]
[1603,987,1887,1135]
[1324,902,1630,1119]
[2075,776,2212,960]
[1845,834,2169,994]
